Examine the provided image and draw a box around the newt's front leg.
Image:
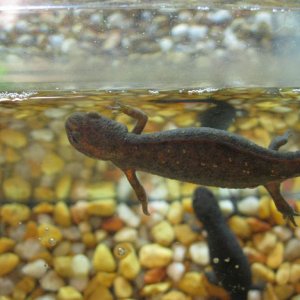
[123,168,150,215]
[113,102,148,134]
[113,103,150,214]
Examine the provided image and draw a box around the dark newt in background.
[192,187,252,300]
[154,98,238,130]
[65,103,300,225]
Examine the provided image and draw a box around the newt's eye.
[70,131,81,144]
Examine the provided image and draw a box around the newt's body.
[65,104,300,225]
[192,187,252,300]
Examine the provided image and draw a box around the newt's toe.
[284,210,300,227]
[141,202,150,216]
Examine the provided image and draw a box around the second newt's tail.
[193,187,252,300]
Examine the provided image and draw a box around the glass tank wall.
[1,1,300,299]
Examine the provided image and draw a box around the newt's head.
[65,111,127,161]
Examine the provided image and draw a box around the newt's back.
[115,127,300,188]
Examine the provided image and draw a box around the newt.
[192,187,252,300]
[65,103,300,225]
[154,98,238,130]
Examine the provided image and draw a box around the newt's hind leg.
[265,181,300,226]
[123,168,150,215]
[268,130,292,150]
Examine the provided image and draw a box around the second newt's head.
[65,111,128,161]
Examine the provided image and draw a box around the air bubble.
[48,237,57,246]
[113,242,132,259]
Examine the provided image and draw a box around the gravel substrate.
[1,191,300,299]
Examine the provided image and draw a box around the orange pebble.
[33,203,54,214]
[246,217,271,233]
[144,267,166,284]
[102,216,124,232]
[24,221,38,239]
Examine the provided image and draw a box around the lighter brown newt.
[65,103,300,225]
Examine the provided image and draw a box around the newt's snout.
[65,112,86,147]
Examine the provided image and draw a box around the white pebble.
[31,129,54,142]
[36,295,56,300]
[0,278,14,296]
[15,239,44,260]
[62,226,81,241]
[172,244,187,262]
[40,271,64,291]
[237,196,259,216]
[273,226,293,242]
[223,28,246,50]
[89,13,103,25]
[107,12,125,28]
[219,199,234,216]
[44,108,67,119]
[254,12,272,27]
[218,188,239,198]
[147,212,165,227]
[188,25,208,40]
[159,38,173,52]
[69,277,88,292]
[171,23,189,38]
[117,203,141,227]
[48,34,64,48]
[22,259,48,278]
[71,242,86,255]
[189,242,210,266]
[248,289,262,300]
[149,184,168,201]
[149,201,169,216]
[72,254,90,277]
[61,38,77,53]
[117,177,132,201]
[207,10,232,24]
[114,227,138,243]
[167,262,185,282]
